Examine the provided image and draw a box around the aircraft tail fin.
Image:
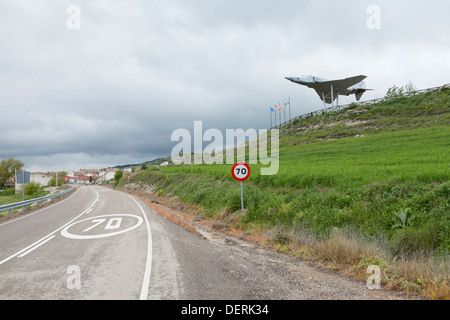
[355,91,364,101]
[355,89,373,101]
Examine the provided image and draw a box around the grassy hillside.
[119,88,450,298]
[280,88,449,146]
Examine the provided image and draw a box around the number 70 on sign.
[231,162,250,182]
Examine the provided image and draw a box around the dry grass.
[390,254,449,299]
[281,228,449,300]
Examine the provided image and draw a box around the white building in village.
[15,172,53,193]
[98,170,116,183]
[31,172,53,186]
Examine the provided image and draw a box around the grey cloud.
[1,0,449,171]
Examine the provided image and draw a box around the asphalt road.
[0,185,412,300]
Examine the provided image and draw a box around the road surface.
[0,185,412,300]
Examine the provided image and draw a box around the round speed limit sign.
[231,162,251,181]
[63,176,70,183]
[126,174,132,181]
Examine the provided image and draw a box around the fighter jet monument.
[285,75,372,107]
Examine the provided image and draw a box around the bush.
[24,181,41,196]
[47,178,64,187]
[114,169,123,186]
[391,223,440,256]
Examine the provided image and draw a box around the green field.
[118,88,450,298]
[128,125,449,252]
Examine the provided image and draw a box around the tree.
[385,85,404,99]
[0,158,24,182]
[404,81,417,93]
[114,170,123,184]
[141,164,147,170]
[385,82,416,98]
[47,171,67,187]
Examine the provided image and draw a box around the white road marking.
[82,218,106,232]
[105,217,122,230]
[18,235,55,258]
[60,214,143,239]
[0,190,99,266]
[123,194,153,301]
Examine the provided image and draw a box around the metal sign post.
[240,181,244,211]
[16,171,30,201]
[231,162,251,211]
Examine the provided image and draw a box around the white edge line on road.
[0,190,100,266]
[124,193,153,301]
[18,235,55,258]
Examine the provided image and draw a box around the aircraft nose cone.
[285,77,293,81]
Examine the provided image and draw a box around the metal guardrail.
[0,187,75,218]
[272,83,450,129]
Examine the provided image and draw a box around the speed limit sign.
[231,162,250,211]
[126,174,132,181]
[231,162,251,182]
[63,176,70,183]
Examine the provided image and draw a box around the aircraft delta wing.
[285,75,372,105]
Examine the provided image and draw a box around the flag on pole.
[275,105,283,111]
[270,107,275,112]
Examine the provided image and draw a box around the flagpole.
[273,106,275,128]
[278,102,282,127]
[279,102,281,126]
[278,101,281,125]
[277,106,280,127]
[289,96,291,121]
[275,105,278,127]
[270,107,272,129]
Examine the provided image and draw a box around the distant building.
[15,172,52,193]
[98,170,116,183]
[31,172,53,186]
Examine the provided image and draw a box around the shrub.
[24,181,41,196]
[391,223,440,256]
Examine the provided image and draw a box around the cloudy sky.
[1,0,449,172]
